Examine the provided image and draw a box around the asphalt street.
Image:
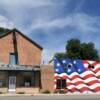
[0,95,100,100]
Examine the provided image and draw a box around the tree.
[54,38,99,61]
[66,38,81,59]
[0,27,10,34]
[54,52,67,61]
[80,42,99,60]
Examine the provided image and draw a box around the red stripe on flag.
[80,87,89,93]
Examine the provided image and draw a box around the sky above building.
[0,0,100,63]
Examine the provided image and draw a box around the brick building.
[0,29,43,94]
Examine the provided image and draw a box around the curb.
[0,93,100,96]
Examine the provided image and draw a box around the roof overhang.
[0,64,40,71]
[0,28,43,50]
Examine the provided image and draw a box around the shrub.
[42,90,50,94]
[17,92,25,94]
[59,90,66,94]
[0,92,3,94]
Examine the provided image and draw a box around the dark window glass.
[88,64,94,69]
[24,77,31,87]
[0,80,7,87]
[67,64,72,68]
[62,79,66,88]
[63,64,72,71]
[56,79,66,89]
[56,79,61,89]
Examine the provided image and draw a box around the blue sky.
[0,0,100,63]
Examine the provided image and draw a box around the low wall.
[16,87,39,94]
[0,88,8,93]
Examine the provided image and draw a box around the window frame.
[56,79,66,89]
[9,52,18,65]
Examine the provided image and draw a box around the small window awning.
[0,64,40,71]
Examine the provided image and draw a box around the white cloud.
[72,13,100,33]
[42,49,54,64]
[42,48,65,64]
[0,0,55,8]
[0,15,14,29]
[30,13,100,63]
[0,0,67,34]
[30,13,100,34]
[0,0,66,9]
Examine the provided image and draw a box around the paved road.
[0,95,100,100]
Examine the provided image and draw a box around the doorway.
[8,76,16,92]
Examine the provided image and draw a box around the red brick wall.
[0,31,42,65]
[16,32,42,65]
[0,33,14,64]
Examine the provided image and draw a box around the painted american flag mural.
[54,58,100,93]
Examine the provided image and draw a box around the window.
[9,53,17,65]
[88,64,94,69]
[56,79,66,89]
[0,80,3,87]
[24,77,31,87]
[63,64,72,71]
[0,80,7,87]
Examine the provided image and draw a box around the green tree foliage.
[66,39,81,59]
[80,42,99,60]
[54,38,99,61]
[0,27,10,34]
[54,52,67,61]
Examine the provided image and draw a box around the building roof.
[0,28,43,50]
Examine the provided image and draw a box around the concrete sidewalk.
[0,93,100,96]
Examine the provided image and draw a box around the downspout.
[12,30,19,64]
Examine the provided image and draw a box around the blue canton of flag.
[54,58,86,74]
[62,59,76,75]
[73,59,86,73]
[54,58,64,73]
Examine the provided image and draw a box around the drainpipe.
[12,30,19,64]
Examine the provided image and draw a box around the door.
[8,76,16,92]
